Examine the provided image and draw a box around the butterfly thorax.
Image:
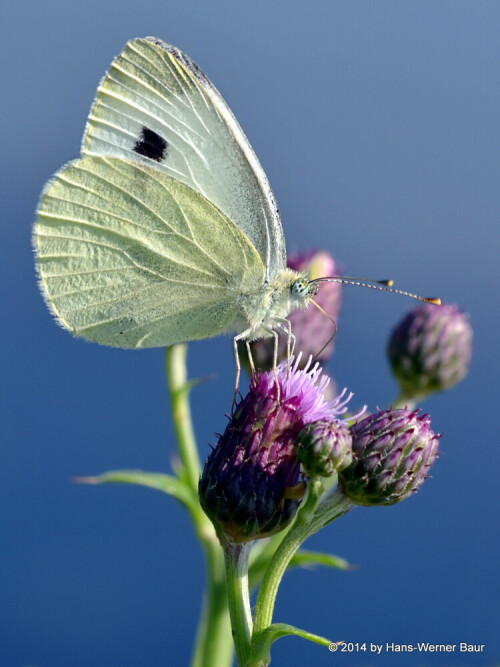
[237,269,312,341]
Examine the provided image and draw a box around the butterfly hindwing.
[82,37,286,281]
[35,156,265,348]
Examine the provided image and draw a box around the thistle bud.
[241,250,342,372]
[199,356,353,542]
[295,419,353,477]
[338,409,440,506]
[388,303,472,399]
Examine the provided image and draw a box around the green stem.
[252,484,352,645]
[192,540,233,667]
[252,479,323,638]
[393,393,417,410]
[222,538,253,666]
[165,344,201,493]
[392,389,436,410]
[313,487,355,531]
[165,344,233,667]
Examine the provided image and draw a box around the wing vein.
[37,227,221,282]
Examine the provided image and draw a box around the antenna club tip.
[425,297,442,305]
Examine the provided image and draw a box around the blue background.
[1,1,498,665]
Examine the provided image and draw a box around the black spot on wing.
[133,127,168,162]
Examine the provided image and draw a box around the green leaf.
[289,549,353,571]
[74,469,198,513]
[249,623,334,666]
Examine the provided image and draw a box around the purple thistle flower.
[338,408,440,506]
[199,356,353,542]
[388,303,473,399]
[296,420,353,478]
[240,250,342,373]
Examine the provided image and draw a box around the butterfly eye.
[291,278,310,298]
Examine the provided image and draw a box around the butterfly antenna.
[309,298,338,362]
[310,276,441,305]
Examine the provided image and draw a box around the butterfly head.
[291,274,319,301]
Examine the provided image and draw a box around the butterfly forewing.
[82,37,286,281]
[35,156,265,348]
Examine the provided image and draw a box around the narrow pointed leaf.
[74,469,198,512]
[289,549,353,571]
[250,623,334,665]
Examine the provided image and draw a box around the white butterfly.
[34,37,316,372]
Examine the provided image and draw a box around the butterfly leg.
[260,326,281,402]
[233,328,253,412]
[245,340,256,376]
[276,318,295,379]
